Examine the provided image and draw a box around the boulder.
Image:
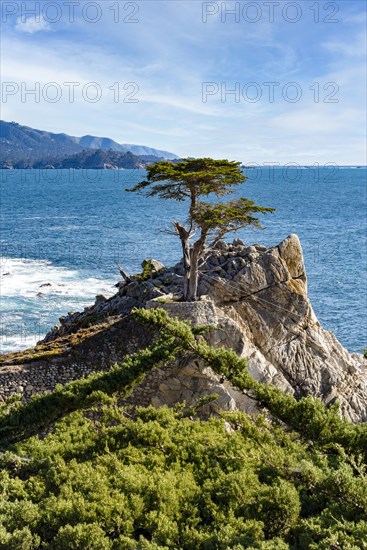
[141,258,165,275]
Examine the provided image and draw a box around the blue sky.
[1,0,366,163]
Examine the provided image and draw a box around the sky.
[1,0,366,163]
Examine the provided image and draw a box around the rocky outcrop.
[1,235,366,422]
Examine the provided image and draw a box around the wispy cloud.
[323,32,366,58]
[15,16,50,34]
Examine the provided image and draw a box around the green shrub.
[0,308,366,547]
[52,523,112,549]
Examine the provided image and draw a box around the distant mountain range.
[0,121,179,168]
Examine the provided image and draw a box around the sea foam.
[0,257,116,354]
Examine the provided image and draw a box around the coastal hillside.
[17,149,165,170]
[0,120,179,167]
[0,235,367,547]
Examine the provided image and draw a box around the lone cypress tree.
[128,158,274,301]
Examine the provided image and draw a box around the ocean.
[0,167,366,354]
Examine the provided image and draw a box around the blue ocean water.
[0,167,366,354]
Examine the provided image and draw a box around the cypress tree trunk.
[186,249,199,302]
[182,239,191,301]
[175,222,192,301]
[186,230,207,302]
[175,221,207,302]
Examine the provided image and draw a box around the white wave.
[0,257,116,299]
[0,334,40,355]
[0,257,118,354]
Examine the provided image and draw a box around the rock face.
[1,235,366,422]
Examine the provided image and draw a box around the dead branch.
[116,261,131,283]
